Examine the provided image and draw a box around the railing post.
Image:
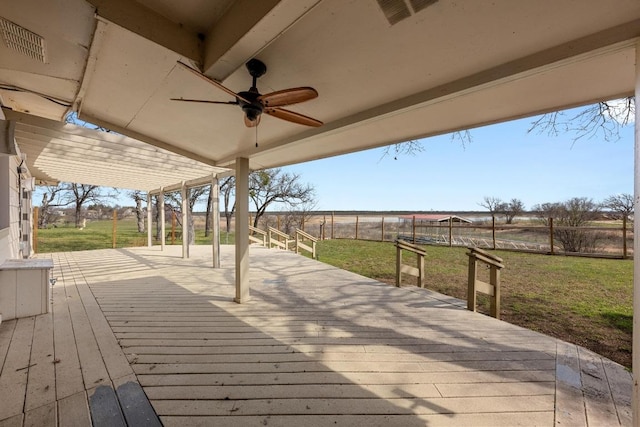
[417,251,424,288]
[490,265,501,319]
[467,255,477,312]
[395,244,402,287]
[295,232,300,254]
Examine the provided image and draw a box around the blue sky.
[280,110,634,212]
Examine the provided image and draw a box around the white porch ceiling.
[4,109,229,191]
[0,0,638,178]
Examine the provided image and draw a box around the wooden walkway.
[0,245,632,426]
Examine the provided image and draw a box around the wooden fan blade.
[244,114,261,127]
[170,98,238,105]
[258,87,318,107]
[176,61,251,104]
[265,107,323,127]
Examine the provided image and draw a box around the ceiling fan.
[172,59,323,128]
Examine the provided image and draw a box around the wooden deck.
[0,245,632,426]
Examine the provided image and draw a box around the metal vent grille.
[409,0,438,13]
[0,17,45,62]
[376,0,438,25]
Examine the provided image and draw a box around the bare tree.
[380,131,473,160]
[498,198,525,224]
[165,187,208,244]
[528,97,635,144]
[249,169,316,228]
[38,184,69,228]
[602,193,633,221]
[533,197,601,252]
[479,196,503,218]
[62,183,117,228]
[220,177,236,233]
[129,190,146,232]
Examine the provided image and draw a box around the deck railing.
[295,228,318,259]
[248,225,267,246]
[394,239,426,288]
[268,227,295,251]
[466,247,504,319]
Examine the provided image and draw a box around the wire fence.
[253,213,633,259]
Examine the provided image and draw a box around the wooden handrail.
[394,239,426,288]
[466,247,504,319]
[248,225,267,246]
[295,228,318,259]
[268,226,294,251]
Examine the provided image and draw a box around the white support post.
[160,189,166,251]
[235,158,250,303]
[146,192,152,247]
[181,182,189,259]
[633,40,640,427]
[212,175,221,268]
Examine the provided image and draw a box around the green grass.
[37,218,234,252]
[317,239,633,368]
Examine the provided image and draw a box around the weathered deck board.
[0,245,633,426]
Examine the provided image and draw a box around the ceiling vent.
[0,17,46,63]
[376,0,438,25]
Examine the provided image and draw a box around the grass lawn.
[36,218,234,252]
[316,239,633,369]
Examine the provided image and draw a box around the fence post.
[355,215,359,240]
[112,209,117,249]
[623,216,628,259]
[33,206,38,253]
[331,212,335,239]
[449,217,453,247]
[171,211,176,244]
[381,216,385,242]
[412,215,416,243]
[549,217,554,255]
[492,215,496,250]
[323,215,326,240]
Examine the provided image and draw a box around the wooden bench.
[0,258,53,321]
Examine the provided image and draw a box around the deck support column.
[160,188,166,250]
[235,157,250,303]
[211,175,220,268]
[146,192,152,247]
[633,39,640,427]
[181,182,189,259]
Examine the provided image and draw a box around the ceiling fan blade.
[170,98,238,105]
[265,107,323,127]
[244,115,261,128]
[258,87,318,107]
[176,61,251,104]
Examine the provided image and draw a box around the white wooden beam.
[235,157,250,303]
[86,1,202,63]
[211,175,220,268]
[202,0,321,81]
[146,192,152,247]
[181,182,189,259]
[633,39,640,427]
[160,189,165,251]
